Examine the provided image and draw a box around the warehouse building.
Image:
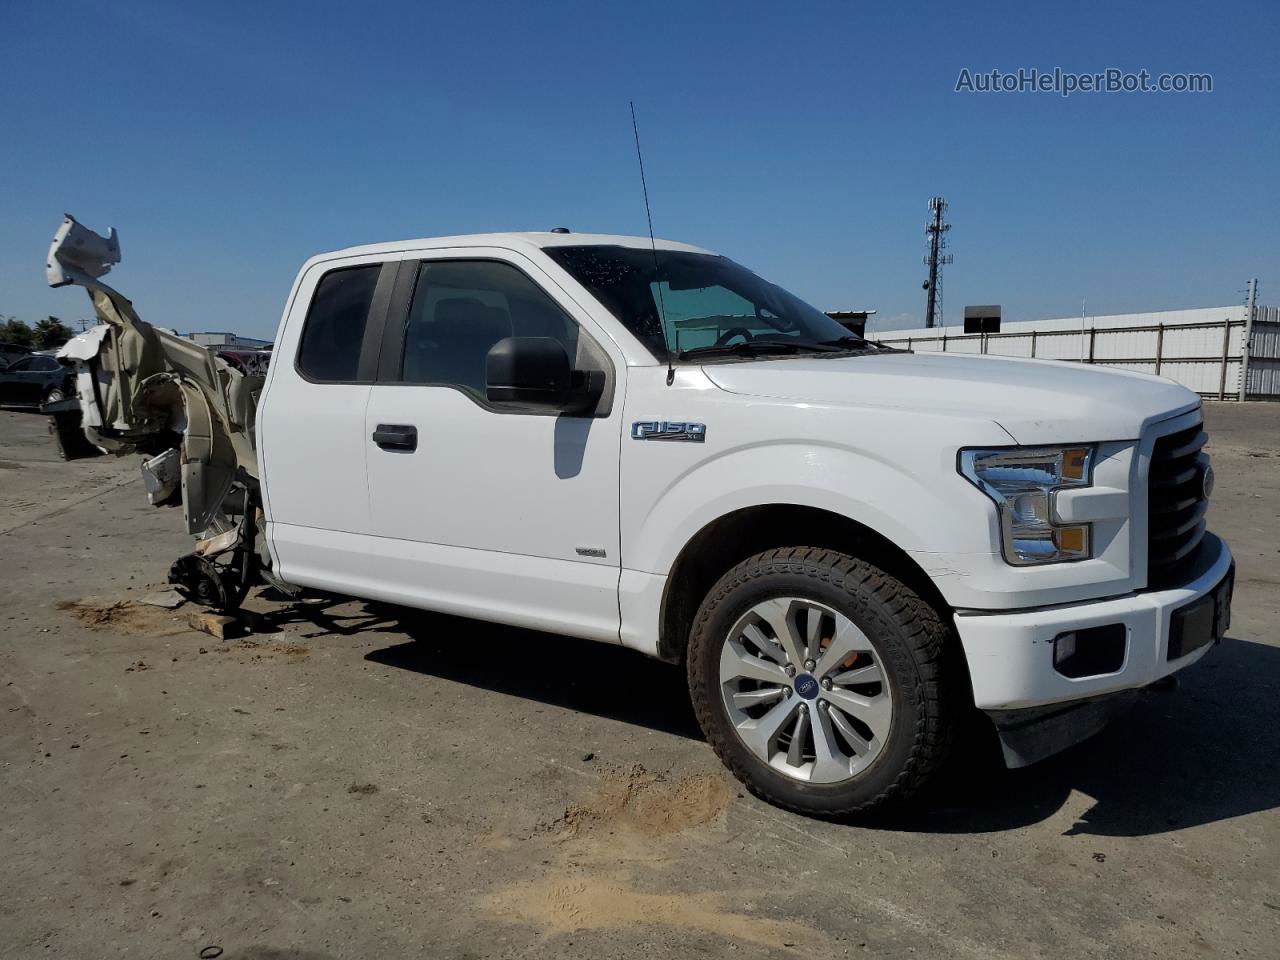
[186,331,273,351]
[871,304,1280,399]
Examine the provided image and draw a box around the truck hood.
[701,351,1200,444]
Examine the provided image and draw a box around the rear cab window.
[296,265,381,382]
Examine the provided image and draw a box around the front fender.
[621,439,991,579]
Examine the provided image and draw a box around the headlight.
[959,445,1095,565]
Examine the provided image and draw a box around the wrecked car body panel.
[49,214,262,536]
[49,214,284,609]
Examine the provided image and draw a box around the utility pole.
[1080,299,1087,361]
[1238,278,1258,401]
[923,197,952,328]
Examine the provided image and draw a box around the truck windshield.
[544,245,865,361]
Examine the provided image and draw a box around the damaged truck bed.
[48,214,279,609]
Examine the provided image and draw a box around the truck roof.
[308,231,717,264]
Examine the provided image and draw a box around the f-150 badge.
[631,421,706,442]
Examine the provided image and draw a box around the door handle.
[372,424,417,451]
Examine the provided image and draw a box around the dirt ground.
[1,402,1277,959]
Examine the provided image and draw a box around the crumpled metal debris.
[47,214,262,536]
[137,589,186,609]
[141,448,181,506]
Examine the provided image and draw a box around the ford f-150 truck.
[47,214,1233,817]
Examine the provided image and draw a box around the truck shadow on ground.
[250,590,405,638]
[867,635,1278,837]
[354,605,1276,838]
[363,608,703,741]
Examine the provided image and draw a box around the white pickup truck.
[48,215,1233,817]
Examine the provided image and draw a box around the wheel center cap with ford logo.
[794,673,819,700]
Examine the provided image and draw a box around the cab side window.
[296,265,380,382]
[400,260,579,398]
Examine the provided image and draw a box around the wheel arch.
[656,503,955,665]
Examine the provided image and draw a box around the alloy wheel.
[718,597,893,784]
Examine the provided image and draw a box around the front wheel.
[687,547,958,817]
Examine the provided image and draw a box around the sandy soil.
[0,403,1276,959]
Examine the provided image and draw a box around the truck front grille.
[1147,416,1209,588]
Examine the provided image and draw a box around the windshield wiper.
[816,335,896,354]
[677,340,837,361]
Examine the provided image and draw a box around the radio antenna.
[630,100,675,386]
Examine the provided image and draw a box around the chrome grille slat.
[1162,520,1207,564]
[1147,415,1209,587]
[1152,465,1199,488]
[1164,430,1208,460]
[1151,493,1200,514]
[1151,500,1209,541]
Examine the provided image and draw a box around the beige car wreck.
[49,214,275,608]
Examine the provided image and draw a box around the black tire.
[687,547,959,817]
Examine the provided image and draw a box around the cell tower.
[922,196,952,328]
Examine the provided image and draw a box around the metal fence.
[873,308,1280,400]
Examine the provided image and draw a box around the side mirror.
[486,337,573,409]
[486,337,603,414]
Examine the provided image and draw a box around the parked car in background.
[0,353,71,407]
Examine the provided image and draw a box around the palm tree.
[33,317,74,350]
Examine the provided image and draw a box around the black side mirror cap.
[486,337,574,408]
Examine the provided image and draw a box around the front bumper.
[954,532,1233,712]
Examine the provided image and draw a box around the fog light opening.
[1053,631,1078,666]
[1052,623,1127,679]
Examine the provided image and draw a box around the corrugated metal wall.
[873,305,1279,399]
[1247,308,1280,396]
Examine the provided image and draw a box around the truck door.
[257,257,395,596]
[363,251,623,642]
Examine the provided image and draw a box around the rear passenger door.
[257,257,395,596]
[362,250,624,643]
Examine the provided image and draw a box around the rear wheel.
[687,547,958,817]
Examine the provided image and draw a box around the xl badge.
[631,420,706,443]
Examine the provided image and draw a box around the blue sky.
[2,0,1276,338]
